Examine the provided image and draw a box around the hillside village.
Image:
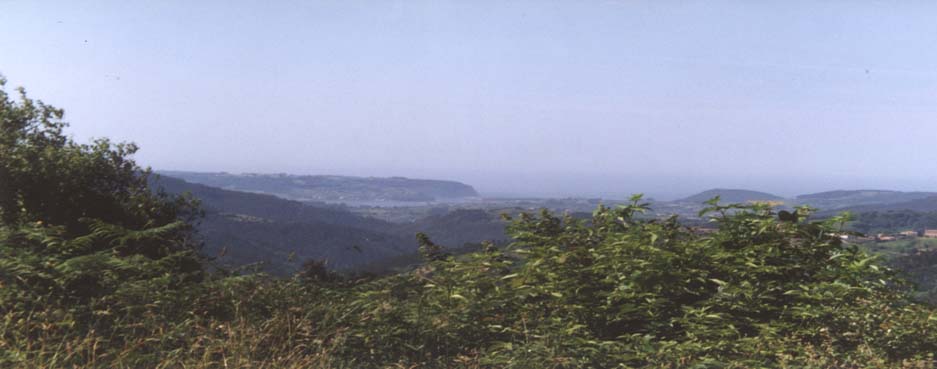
[839,229,937,243]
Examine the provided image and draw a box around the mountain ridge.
[793,189,937,210]
[159,170,479,204]
[678,188,785,204]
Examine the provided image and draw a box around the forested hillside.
[5,79,937,368]
[150,175,509,273]
[151,175,412,272]
[847,210,937,234]
[828,196,937,214]
[796,190,937,210]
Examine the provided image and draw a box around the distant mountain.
[159,171,479,204]
[678,189,784,204]
[823,196,937,214]
[794,190,937,210]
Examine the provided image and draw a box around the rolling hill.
[795,190,937,210]
[819,196,937,215]
[159,171,479,204]
[678,188,785,204]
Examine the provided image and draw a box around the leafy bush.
[2,77,937,368]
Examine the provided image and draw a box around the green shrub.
[2,77,936,368]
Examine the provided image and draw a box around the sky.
[2,1,937,199]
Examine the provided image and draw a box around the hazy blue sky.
[2,1,937,199]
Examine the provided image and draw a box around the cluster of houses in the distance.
[689,227,937,243]
[845,229,937,243]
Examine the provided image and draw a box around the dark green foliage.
[817,196,937,217]
[399,209,509,249]
[890,248,937,305]
[0,82,198,235]
[0,78,205,366]
[273,198,936,367]
[8,193,937,367]
[3,78,937,368]
[848,210,937,234]
[416,232,447,261]
[298,258,341,284]
[778,209,799,222]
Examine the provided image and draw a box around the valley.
[153,170,937,322]
[6,2,937,364]
[155,171,937,285]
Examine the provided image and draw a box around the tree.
[0,77,206,365]
[0,76,199,235]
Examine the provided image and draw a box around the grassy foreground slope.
[3,79,937,368]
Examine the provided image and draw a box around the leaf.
[855,255,878,268]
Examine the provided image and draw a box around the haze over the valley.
[3,1,937,199]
